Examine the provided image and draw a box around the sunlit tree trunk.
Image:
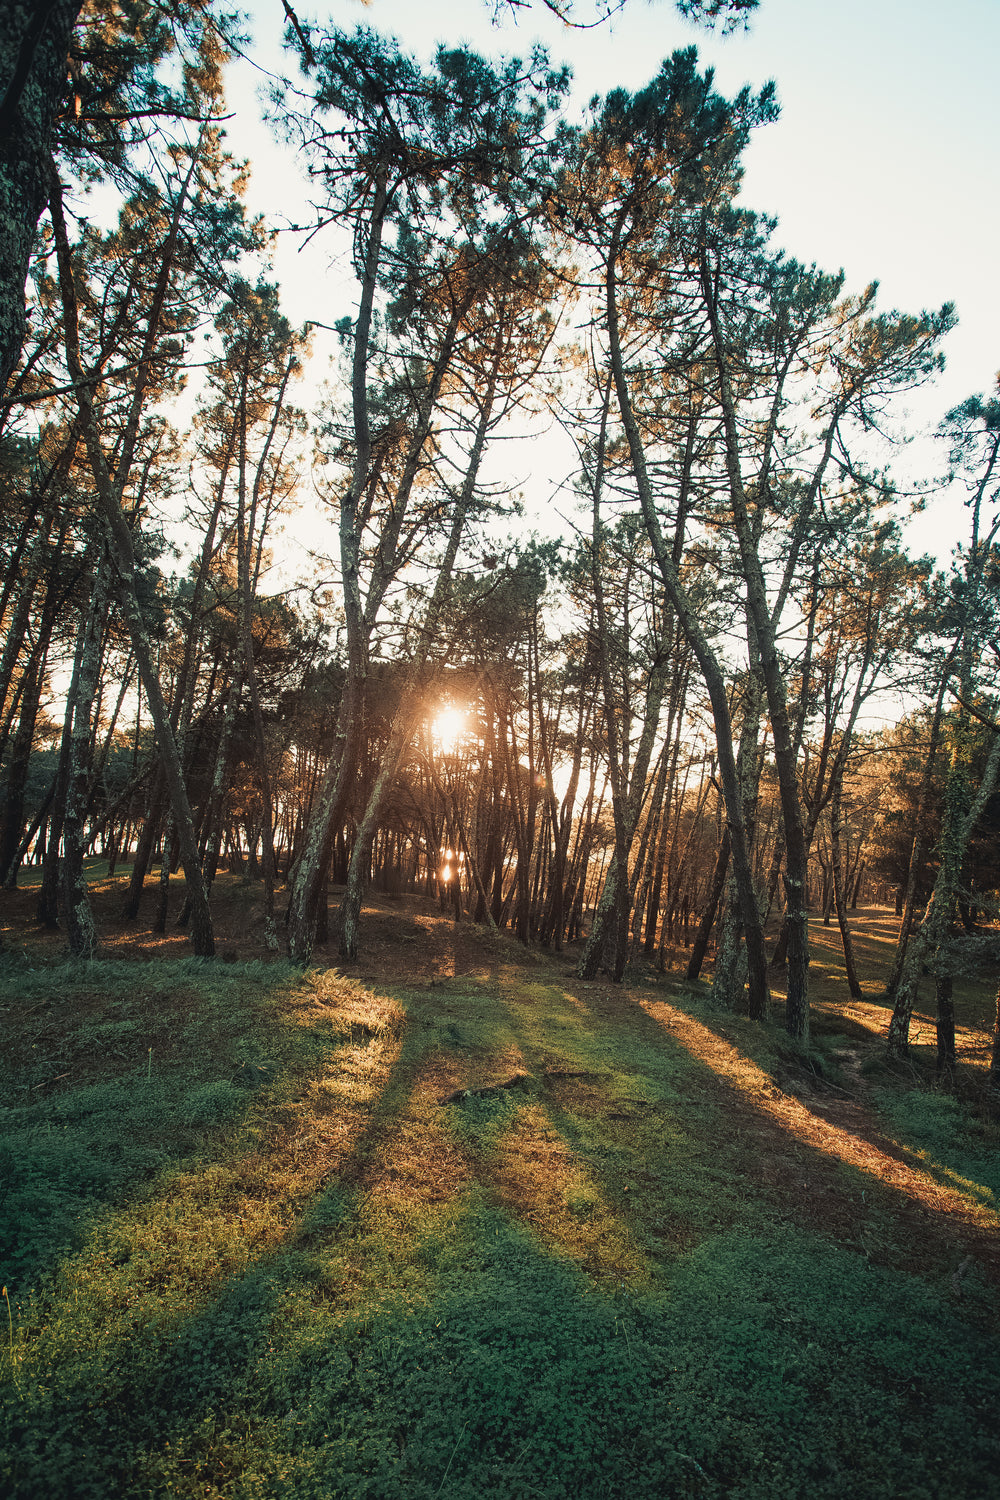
[602,220,771,1016]
[234,346,296,950]
[701,271,814,1039]
[287,172,388,963]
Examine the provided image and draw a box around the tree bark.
[0,1,84,390]
[700,256,814,1041]
[935,974,956,1080]
[59,550,107,956]
[286,170,389,963]
[883,668,951,999]
[830,774,862,1000]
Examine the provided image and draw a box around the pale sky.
[226,0,1000,562]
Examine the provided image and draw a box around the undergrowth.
[1,934,998,1499]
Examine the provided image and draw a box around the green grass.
[2,929,999,1500]
[0,956,321,1291]
[871,1086,1000,1209]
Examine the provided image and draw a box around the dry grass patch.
[349,1074,474,1210]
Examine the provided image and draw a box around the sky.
[224,0,1000,565]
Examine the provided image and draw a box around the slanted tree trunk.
[711,666,768,1013]
[0,1,85,391]
[0,447,76,726]
[0,650,46,887]
[603,222,770,1018]
[336,700,422,959]
[234,351,296,951]
[884,669,951,999]
[577,385,674,981]
[686,828,730,983]
[700,261,820,1041]
[286,171,388,964]
[334,375,494,956]
[36,698,73,928]
[49,159,214,956]
[59,551,108,957]
[121,770,164,920]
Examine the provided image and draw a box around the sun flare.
[431,707,467,754]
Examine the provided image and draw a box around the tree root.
[439,1073,533,1106]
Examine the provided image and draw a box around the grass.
[1,880,999,1498]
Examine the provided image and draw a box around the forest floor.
[1,868,999,1499]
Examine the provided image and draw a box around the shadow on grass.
[6,1189,1000,1500]
[479,966,1000,1287]
[0,956,306,1292]
[649,984,1000,1219]
[4,948,1000,1500]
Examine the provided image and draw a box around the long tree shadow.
[6,950,1000,1500]
[486,965,1000,1295]
[8,1172,1000,1499]
[0,957,319,1294]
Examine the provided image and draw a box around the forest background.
[2,0,1000,1077]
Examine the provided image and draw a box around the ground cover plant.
[1,873,999,1499]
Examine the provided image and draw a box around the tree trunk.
[0,1,85,391]
[59,552,107,957]
[935,974,956,1080]
[686,828,730,983]
[0,650,44,887]
[121,772,163,920]
[830,776,862,1000]
[603,229,770,1017]
[49,161,214,956]
[888,726,1000,1055]
[883,672,950,999]
[235,353,293,951]
[987,979,1000,1114]
[285,172,394,962]
[336,700,421,960]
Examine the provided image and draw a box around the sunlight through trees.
[1,0,998,1078]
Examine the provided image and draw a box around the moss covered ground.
[1,872,997,1498]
